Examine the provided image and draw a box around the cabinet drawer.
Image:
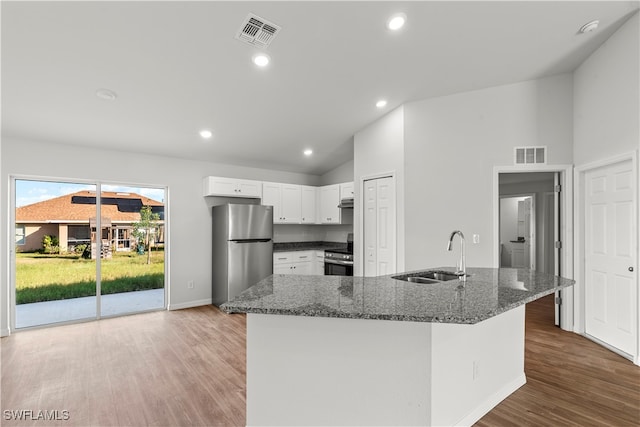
[293,251,313,262]
[273,253,293,264]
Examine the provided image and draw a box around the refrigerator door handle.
[230,239,272,243]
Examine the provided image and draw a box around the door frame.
[493,164,574,331]
[574,151,638,365]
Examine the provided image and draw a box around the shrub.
[42,235,60,254]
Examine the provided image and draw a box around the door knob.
[629,267,634,272]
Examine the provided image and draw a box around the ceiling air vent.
[514,146,547,165]
[235,13,281,48]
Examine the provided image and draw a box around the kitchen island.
[222,267,574,426]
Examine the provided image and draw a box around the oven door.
[324,259,353,276]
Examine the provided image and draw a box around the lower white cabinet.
[274,251,323,276]
[315,251,325,275]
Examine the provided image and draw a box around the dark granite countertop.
[273,241,347,252]
[221,267,574,324]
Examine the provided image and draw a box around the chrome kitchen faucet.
[447,230,466,282]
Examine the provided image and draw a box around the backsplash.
[273,224,353,243]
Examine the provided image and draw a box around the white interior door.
[585,159,637,356]
[523,197,534,269]
[363,177,396,277]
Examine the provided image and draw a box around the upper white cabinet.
[300,186,317,224]
[319,184,341,224]
[262,182,302,224]
[340,182,354,199]
[203,176,262,198]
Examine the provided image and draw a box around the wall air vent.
[235,13,281,48]
[514,146,547,165]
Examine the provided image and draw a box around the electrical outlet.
[473,360,480,380]
[187,280,194,289]
[473,234,480,244]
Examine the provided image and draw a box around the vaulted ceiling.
[2,1,638,175]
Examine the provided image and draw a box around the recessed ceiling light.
[387,13,407,31]
[579,20,599,34]
[376,100,388,108]
[303,149,313,156]
[96,88,117,101]
[252,53,270,67]
[199,130,213,139]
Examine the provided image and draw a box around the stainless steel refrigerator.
[212,204,273,306]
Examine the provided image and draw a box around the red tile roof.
[16,191,164,223]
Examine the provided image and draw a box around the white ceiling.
[2,1,638,175]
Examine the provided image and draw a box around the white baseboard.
[1,328,10,337]
[168,298,212,311]
[455,373,527,427]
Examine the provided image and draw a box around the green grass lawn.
[16,250,165,304]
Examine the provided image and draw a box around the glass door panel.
[15,180,97,328]
[99,185,166,317]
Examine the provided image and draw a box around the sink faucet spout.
[447,230,466,281]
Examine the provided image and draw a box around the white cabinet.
[273,251,314,275]
[319,184,341,224]
[340,182,354,199]
[203,176,263,198]
[300,186,317,224]
[262,183,301,224]
[314,251,325,275]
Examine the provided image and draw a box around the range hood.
[338,197,354,209]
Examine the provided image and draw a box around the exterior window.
[15,224,25,245]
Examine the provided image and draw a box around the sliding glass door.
[99,184,165,317]
[13,178,166,329]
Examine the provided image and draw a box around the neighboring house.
[15,190,164,254]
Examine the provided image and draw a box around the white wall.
[353,106,406,276]
[320,159,354,185]
[0,137,319,334]
[572,11,639,359]
[273,224,351,244]
[574,12,640,166]
[403,74,573,270]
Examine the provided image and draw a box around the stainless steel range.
[324,234,353,276]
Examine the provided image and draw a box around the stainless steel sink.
[406,276,441,284]
[392,270,467,283]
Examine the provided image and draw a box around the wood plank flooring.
[1,295,638,426]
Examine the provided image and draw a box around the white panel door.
[585,159,636,356]
[363,177,396,277]
[364,180,377,277]
[376,178,395,276]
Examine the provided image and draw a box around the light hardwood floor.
[1,296,638,426]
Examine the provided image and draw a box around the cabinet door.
[294,261,313,275]
[274,262,294,274]
[320,184,341,224]
[237,179,262,198]
[315,261,325,275]
[204,177,238,197]
[262,182,282,222]
[315,251,325,275]
[300,186,317,223]
[280,184,302,223]
[340,182,354,199]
